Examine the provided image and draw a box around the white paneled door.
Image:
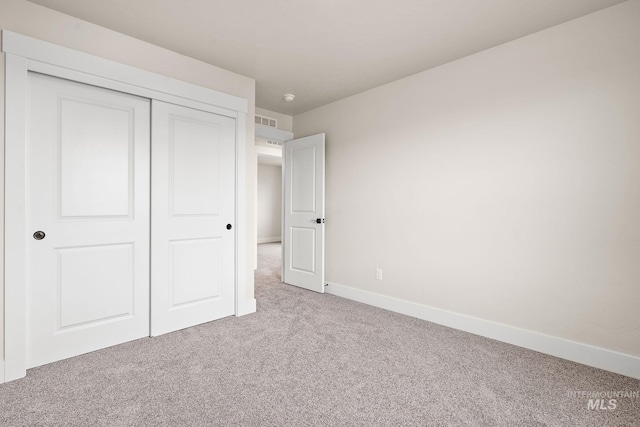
[151,101,236,336]
[283,134,326,293]
[26,74,237,368]
[27,73,151,368]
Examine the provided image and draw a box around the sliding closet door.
[26,72,151,368]
[151,101,236,336]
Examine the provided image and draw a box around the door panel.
[283,134,325,292]
[57,244,135,329]
[27,72,150,368]
[291,146,316,212]
[58,98,133,217]
[291,227,316,273]
[170,118,222,216]
[169,238,222,306]
[151,101,236,336]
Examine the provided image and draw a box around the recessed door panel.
[291,146,316,213]
[171,118,222,216]
[59,99,133,218]
[152,101,236,336]
[290,227,316,274]
[27,72,150,369]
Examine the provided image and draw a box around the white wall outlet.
[376,268,383,280]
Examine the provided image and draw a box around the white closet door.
[26,72,151,368]
[151,101,236,336]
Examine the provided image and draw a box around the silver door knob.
[33,231,46,240]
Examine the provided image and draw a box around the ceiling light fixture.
[283,93,296,102]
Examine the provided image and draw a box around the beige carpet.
[0,242,638,426]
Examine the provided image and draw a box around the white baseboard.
[325,282,640,380]
[257,237,281,244]
[0,360,5,384]
[236,298,257,317]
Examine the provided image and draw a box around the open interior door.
[283,133,325,292]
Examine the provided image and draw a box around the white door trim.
[2,30,253,383]
[2,31,247,113]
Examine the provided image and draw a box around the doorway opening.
[256,154,283,288]
[255,242,283,296]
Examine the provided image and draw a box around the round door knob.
[226,224,232,230]
[33,231,46,240]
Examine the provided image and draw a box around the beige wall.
[294,1,640,357]
[257,165,283,242]
[0,0,257,363]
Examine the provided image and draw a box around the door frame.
[2,31,252,383]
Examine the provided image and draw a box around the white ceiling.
[258,155,282,167]
[28,0,625,116]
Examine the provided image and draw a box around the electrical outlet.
[376,268,383,280]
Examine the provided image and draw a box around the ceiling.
[28,0,625,116]
[257,155,282,167]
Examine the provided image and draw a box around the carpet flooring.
[0,242,639,426]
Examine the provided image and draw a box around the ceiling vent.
[255,114,277,128]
